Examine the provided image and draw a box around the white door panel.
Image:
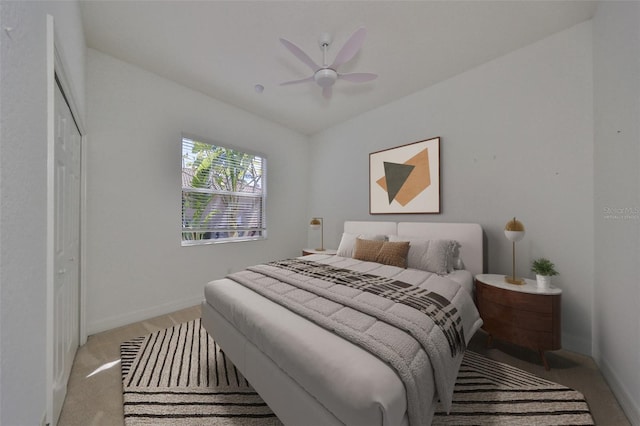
[51,80,81,425]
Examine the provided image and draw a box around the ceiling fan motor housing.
[279,27,376,96]
[314,68,338,87]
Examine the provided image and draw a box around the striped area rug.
[121,319,594,425]
[121,318,282,425]
[432,350,594,425]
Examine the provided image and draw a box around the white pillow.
[389,236,461,275]
[336,233,386,258]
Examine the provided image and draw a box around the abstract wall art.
[369,137,440,214]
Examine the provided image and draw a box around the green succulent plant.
[531,258,559,276]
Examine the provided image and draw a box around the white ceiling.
[80,1,596,135]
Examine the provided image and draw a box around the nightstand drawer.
[482,317,557,349]
[477,281,554,313]
[477,299,553,332]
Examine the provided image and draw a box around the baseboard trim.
[598,357,640,425]
[87,295,203,335]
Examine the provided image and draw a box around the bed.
[201,221,483,426]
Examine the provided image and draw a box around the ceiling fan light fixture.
[314,68,337,87]
[279,27,376,98]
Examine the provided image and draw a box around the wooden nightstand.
[475,273,562,370]
[302,248,337,256]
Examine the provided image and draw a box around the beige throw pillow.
[353,238,384,262]
[353,238,410,268]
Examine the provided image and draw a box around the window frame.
[181,133,267,246]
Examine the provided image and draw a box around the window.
[181,135,266,245]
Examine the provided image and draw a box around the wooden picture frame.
[369,137,440,214]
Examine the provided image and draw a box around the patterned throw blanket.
[265,259,465,356]
[227,258,467,426]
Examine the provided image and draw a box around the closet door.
[51,78,81,424]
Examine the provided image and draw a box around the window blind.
[181,136,266,244]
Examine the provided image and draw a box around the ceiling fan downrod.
[315,33,337,88]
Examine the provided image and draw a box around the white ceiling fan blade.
[330,27,367,69]
[279,38,320,72]
[338,72,378,83]
[322,86,332,99]
[280,76,314,86]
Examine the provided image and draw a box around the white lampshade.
[504,230,525,242]
[309,217,324,251]
[504,218,525,241]
[504,217,525,285]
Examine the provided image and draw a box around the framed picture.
[369,137,440,214]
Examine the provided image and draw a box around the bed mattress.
[202,254,482,426]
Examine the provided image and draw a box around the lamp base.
[315,248,326,252]
[504,276,525,285]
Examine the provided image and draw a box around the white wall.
[593,2,640,424]
[310,22,594,355]
[0,1,86,424]
[85,49,310,333]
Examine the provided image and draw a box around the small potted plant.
[531,258,559,289]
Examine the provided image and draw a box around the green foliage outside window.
[181,137,265,244]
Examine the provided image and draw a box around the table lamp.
[309,217,325,251]
[504,217,525,285]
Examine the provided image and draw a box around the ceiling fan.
[279,27,378,99]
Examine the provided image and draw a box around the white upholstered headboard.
[343,221,484,278]
[344,221,397,237]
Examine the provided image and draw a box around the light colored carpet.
[122,318,594,425]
